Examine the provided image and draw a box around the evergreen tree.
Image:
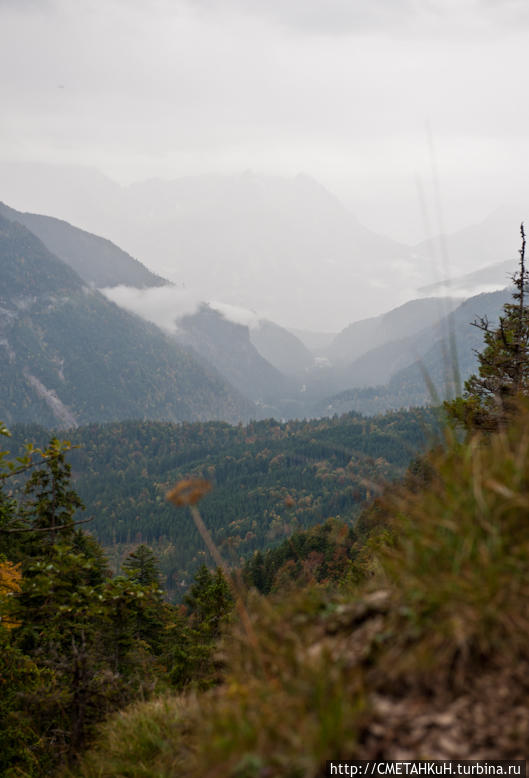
[119,545,167,655]
[164,565,233,690]
[0,426,173,772]
[185,564,233,636]
[446,224,529,431]
[122,544,161,586]
[21,438,84,551]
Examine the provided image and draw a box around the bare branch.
[470,315,490,332]
[0,516,94,534]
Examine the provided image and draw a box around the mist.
[101,285,202,333]
[101,284,262,335]
[1,0,528,330]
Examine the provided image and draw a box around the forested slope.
[10,407,437,594]
[0,214,253,427]
[0,201,167,288]
[68,401,529,775]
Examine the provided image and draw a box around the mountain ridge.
[0,213,253,428]
[0,200,167,289]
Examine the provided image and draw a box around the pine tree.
[22,438,84,550]
[164,566,233,690]
[446,224,529,431]
[122,544,161,587]
[0,425,185,772]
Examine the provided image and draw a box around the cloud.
[187,0,529,36]
[101,285,201,332]
[190,0,415,35]
[101,286,262,334]
[2,0,529,250]
[422,282,509,300]
[478,0,529,25]
[209,301,260,329]
[0,0,50,7]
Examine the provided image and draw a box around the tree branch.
[0,516,94,534]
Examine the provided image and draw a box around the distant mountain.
[0,215,253,428]
[326,297,458,366]
[288,328,337,353]
[318,289,510,416]
[388,288,511,403]
[419,259,513,297]
[249,320,315,377]
[0,201,166,289]
[0,165,418,330]
[414,205,525,277]
[175,305,297,412]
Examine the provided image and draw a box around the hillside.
[325,296,458,366]
[0,166,416,330]
[175,305,296,410]
[317,288,510,416]
[10,407,436,596]
[249,319,315,378]
[0,214,253,427]
[419,257,513,297]
[0,201,167,289]
[414,204,524,277]
[66,402,529,775]
[4,267,529,773]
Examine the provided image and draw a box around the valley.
[1,173,526,773]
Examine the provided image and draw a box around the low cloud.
[101,286,262,333]
[423,282,509,300]
[101,285,202,332]
[209,301,260,329]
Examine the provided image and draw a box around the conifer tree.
[0,426,172,770]
[122,544,161,586]
[446,224,529,431]
[22,438,84,549]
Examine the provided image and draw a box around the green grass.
[63,697,188,778]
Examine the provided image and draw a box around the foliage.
[446,225,529,431]
[164,565,233,690]
[242,518,358,594]
[0,558,22,629]
[71,404,529,775]
[8,407,435,598]
[0,425,211,775]
[122,545,162,587]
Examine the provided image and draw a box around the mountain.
[387,288,511,401]
[249,319,315,377]
[174,305,297,413]
[0,214,253,428]
[0,165,418,330]
[326,297,458,366]
[288,327,337,353]
[0,200,167,289]
[419,258,513,297]
[414,205,526,277]
[319,288,510,416]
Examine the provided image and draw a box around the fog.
[1,0,528,329]
[101,285,201,333]
[102,285,260,334]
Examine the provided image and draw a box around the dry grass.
[69,409,529,776]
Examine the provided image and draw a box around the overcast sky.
[1,0,528,243]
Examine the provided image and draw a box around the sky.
[1,0,529,244]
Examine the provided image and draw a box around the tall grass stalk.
[166,479,268,680]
